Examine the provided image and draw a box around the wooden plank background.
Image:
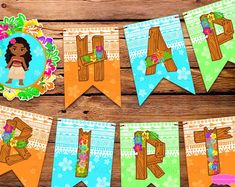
[0,0,235,186]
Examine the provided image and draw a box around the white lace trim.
[55,146,114,157]
[64,52,120,62]
[186,142,235,156]
[121,150,179,158]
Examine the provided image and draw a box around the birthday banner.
[120,122,180,187]
[63,27,121,108]
[0,105,52,187]
[184,116,235,187]
[51,119,116,187]
[184,0,235,91]
[124,15,195,105]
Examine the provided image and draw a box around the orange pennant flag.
[63,27,121,108]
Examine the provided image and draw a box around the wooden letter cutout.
[76,128,91,178]
[194,126,232,175]
[145,27,177,75]
[0,117,32,166]
[135,131,165,180]
[76,35,107,81]
[200,13,234,61]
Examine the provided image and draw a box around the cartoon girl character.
[5,37,32,85]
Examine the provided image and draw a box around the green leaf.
[3,17,9,24]
[163,51,172,61]
[214,12,224,19]
[18,87,40,101]
[0,84,4,91]
[149,131,159,140]
[51,56,60,64]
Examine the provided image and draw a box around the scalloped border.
[0,13,60,101]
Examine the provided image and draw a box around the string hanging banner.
[63,27,121,108]
[184,0,235,91]
[124,15,195,106]
[120,122,180,187]
[51,119,116,187]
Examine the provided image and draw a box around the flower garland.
[133,131,159,153]
[145,49,172,68]
[76,134,89,177]
[1,122,28,149]
[205,131,219,175]
[201,12,224,37]
[82,45,105,63]
[0,13,60,101]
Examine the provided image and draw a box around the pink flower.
[44,59,56,76]
[133,144,142,153]
[79,154,88,161]
[203,28,212,36]
[3,124,14,133]
[0,32,8,40]
[10,38,16,44]
[151,54,158,63]
[0,25,8,31]
[96,45,104,52]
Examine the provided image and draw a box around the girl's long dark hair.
[5,37,32,70]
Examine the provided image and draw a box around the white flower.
[137,60,146,74]
[96,177,110,187]
[57,173,63,178]
[140,77,144,81]
[94,156,100,163]
[157,70,162,75]
[139,89,147,97]
[179,49,184,55]
[34,70,41,76]
[162,176,179,187]
[148,84,155,89]
[177,67,190,80]
[104,159,110,165]
[89,161,95,172]
[58,157,72,172]
[34,46,44,57]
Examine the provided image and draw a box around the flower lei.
[0,13,60,101]
[76,135,89,177]
[133,131,159,153]
[82,45,105,63]
[201,12,224,37]
[206,131,219,175]
[1,123,28,149]
[145,50,172,68]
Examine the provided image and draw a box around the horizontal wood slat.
[0,0,218,21]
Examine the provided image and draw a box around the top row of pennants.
[0,0,234,108]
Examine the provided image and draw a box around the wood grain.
[0,0,234,186]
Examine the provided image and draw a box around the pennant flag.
[184,116,235,187]
[120,122,180,187]
[0,13,60,101]
[63,27,121,108]
[52,119,116,187]
[124,15,195,105]
[184,0,235,91]
[0,105,52,187]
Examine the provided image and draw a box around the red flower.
[44,59,56,76]
[133,144,142,153]
[203,28,212,36]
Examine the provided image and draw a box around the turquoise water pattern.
[124,15,195,105]
[0,32,46,89]
[52,119,116,187]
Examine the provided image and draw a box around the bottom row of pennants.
[0,105,235,187]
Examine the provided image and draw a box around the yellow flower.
[210,133,217,139]
[207,13,215,22]
[90,55,96,62]
[9,138,18,147]
[3,88,19,101]
[23,19,43,37]
[212,150,218,155]
[142,131,149,140]
[77,167,85,173]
